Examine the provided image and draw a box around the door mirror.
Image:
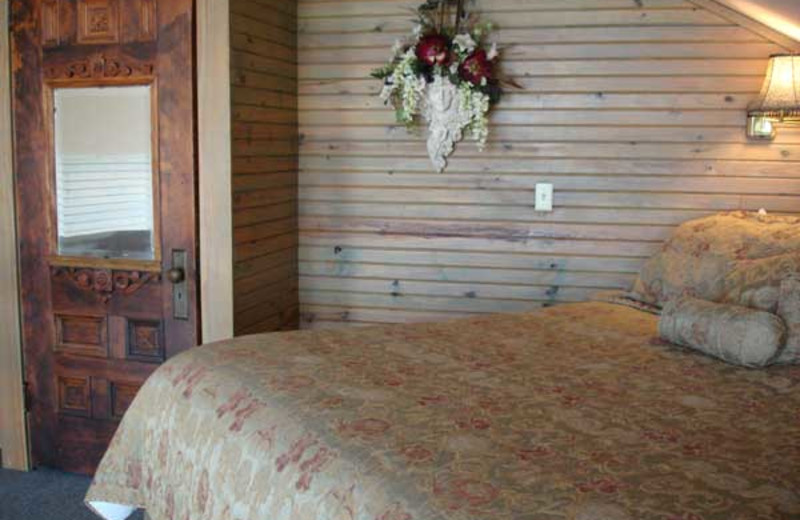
[54,85,156,261]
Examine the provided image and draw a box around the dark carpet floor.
[0,468,144,520]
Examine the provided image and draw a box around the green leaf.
[371,63,396,79]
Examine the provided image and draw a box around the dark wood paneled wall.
[231,0,299,335]
[297,0,800,329]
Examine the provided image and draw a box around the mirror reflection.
[54,85,155,260]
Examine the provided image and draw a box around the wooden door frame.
[0,0,235,469]
[0,0,28,471]
[198,0,234,343]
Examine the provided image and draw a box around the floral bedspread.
[86,302,800,520]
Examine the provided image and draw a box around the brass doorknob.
[167,268,185,284]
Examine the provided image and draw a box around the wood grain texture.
[231,0,299,334]
[0,0,29,471]
[11,0,198,474]
[198,0,234,343]
[11,0,58,470]
[297,0,800,329]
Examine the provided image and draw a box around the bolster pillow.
[776,277,800,365]
[659,297,787,368]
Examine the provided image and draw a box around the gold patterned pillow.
[720,253,800,312]
[633,212,800,306]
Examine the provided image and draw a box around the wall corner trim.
[0,0,30,472]
[197,0,235,343]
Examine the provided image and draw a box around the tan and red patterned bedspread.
[87,302,800,520]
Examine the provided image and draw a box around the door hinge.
[23,381,32,412]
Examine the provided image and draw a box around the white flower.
[380,78,396,102]
[401,74,427,120]
[392,39,405,56]
[453,33,477,53]
[412,24,423,39]
[457,82,491,150]
[380,50,427,124]
[487,42,499,61]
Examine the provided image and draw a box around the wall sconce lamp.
[747,54,800,140]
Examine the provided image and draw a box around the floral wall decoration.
[372,0,513,172]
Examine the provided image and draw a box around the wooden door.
[11,0,197,475]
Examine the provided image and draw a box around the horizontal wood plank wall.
[231,0,299,335]
[297,0,800,329]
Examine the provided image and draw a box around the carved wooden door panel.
[11,0,197,474]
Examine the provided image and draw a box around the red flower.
[517,446,554,461]
[383,375,405,387]
[682,442,704,456]
[320,397,344,409]
[448,478,500,506]
[416,34,451,66]
[577,477,625,494]
[125,461,142,489]
[460,49,493,85]
[196,470,210,512]
[338,418,391,438]
[402,445,434,463]
[418,394,448,406]
[377,504,413,520]
[470,417,492,430]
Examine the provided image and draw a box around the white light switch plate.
[535,183,554,212]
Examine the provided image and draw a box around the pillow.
[659,297,787,368]
[776,277,800,365]
[632,212,800,306]
[720,253,800,312]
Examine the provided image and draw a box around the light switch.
[535,183,554,212]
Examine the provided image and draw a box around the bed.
[86,300,800,520]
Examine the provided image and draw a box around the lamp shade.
[748,55,800,118]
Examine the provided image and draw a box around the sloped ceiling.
[717,0,800,41]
